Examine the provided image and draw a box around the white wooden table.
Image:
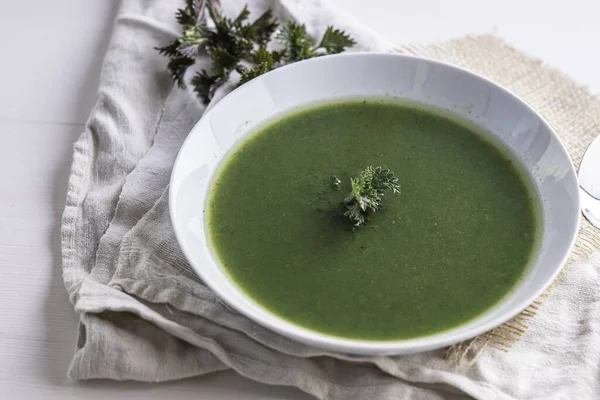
[1,0,598,398]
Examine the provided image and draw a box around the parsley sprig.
[343,166,401,227]
[157,0,355,104]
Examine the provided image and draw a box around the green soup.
[207,100,539,341]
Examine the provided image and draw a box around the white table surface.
[1,0,598,398]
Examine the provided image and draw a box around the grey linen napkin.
[61,0,600,398]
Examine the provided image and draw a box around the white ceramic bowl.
[169,53,580,355]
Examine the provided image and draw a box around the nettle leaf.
[156,40,196,87]
[208,46,241,72]
[167,56,196,87]
[316,26,356,54]
[175,0,199,26]
[236,62,272,85]
[156,40,180,58]
[249,9,279,45]
[236,46,277,86]
[276,21,314,61]
[251,46,275,66]
[191,70,226,104]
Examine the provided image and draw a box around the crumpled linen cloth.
[61,0,600,398]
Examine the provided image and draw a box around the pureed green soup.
[207,100,539,341]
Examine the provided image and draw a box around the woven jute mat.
[397,34,600,363]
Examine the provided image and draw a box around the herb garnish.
[331,175,342,190]
[157,0,355,104]
[343,166,400,227]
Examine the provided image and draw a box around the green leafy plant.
[343,166,400,227]
[157,0,355,104]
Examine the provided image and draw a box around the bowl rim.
[169,51,581,354]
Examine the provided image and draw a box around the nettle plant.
[157,0,355,104]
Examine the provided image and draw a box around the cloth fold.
[61,0,600,398]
